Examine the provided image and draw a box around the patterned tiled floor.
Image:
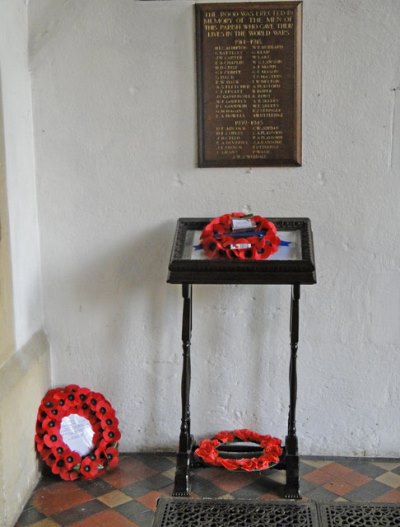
[15,454,400,527]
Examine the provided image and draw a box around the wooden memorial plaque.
[196,2,302,167]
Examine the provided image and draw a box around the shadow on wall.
[58,219,290,448]
[64,219,180,447]
[192,283,289,438]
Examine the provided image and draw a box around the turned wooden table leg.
[173,283,193,496]
[284,283,301,499]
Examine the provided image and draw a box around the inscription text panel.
[196,2,302,167]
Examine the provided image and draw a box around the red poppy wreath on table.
[199,212,280,260]
[35,385,120,480]
[195,429,282,471]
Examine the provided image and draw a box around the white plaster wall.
[0,332,50,527]
[0,0,43,349]
[0,1,49,525]
[29,0,400,456]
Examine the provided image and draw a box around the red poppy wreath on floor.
[35,385,120,480]
[200,212,280,260]
[195,429,282,471]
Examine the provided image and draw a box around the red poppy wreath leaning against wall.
[195,429,283,471]
[35,385,120,480]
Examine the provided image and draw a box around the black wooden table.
[167,217,316,499]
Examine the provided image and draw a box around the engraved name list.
[196,2,302,167]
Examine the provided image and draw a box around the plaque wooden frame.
[196,2,302,168]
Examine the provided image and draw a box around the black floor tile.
[122,473,173,497]
[52,499,108,526]
[345,480,394,502]
[135,453,175,472]
[115,500,154,527]
[14,507,46,526]
[77,477,116,496]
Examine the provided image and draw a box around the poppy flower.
[45,453,57,467]
[42,416,59,433]
[75,405,92,420]
[52,445,66,459]
[76,386,91,403]
[214,430,235,443]
[54,396,67,409]
[35,421,46,437]
[102,426,121,443]
[43,432,63,449]
[80,457,99,479]
[220,457,243,470]
[92,432,102,447]
[103,447,119,468]
[38,445,53,461]
[66,469,80,481]
[65,384,80,393]
[64,391,78,407]
[95,400,113,416]
[87,392,104,410]
[51,458,68,476]
[64,451,81,470]
[201,237,225,259]
[95,438,112,453]
[35,435,46,453]
[41,405,61,420]
[100,413,119,430]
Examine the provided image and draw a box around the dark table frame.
[167,217,316,499]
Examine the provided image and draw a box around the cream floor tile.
[162,467,176,480]
[301,459,332,469]
[375,472,400,489]
[266,471,286,484]
[97,490,133,507]
[31,520,61,527]
[372,461,400,471]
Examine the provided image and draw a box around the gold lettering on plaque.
[197,2,302,166]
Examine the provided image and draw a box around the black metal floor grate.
[319,503,400,526]
[154,498,318,527]
[153,499,400,527]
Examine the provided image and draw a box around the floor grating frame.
[154,498,319,527]
[153,498,400,527]
[318,503,400,526]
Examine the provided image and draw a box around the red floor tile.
[339,471,371,487]
[136,490,169,511]
[211,472,260,493]
[101,457,157,488]
[32,482,94,516]
[69,509,139,527]
[303,469,332,486]
[374,489,400,503]
[197,467,226,482]
[324,463,354,478]
[323,480,355,496]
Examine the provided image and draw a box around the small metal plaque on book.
[196,2,302,167]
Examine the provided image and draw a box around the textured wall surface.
[29,0,400,456]
[0,332,50,527]
[0,2,49,525]
[0,0,43,349]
